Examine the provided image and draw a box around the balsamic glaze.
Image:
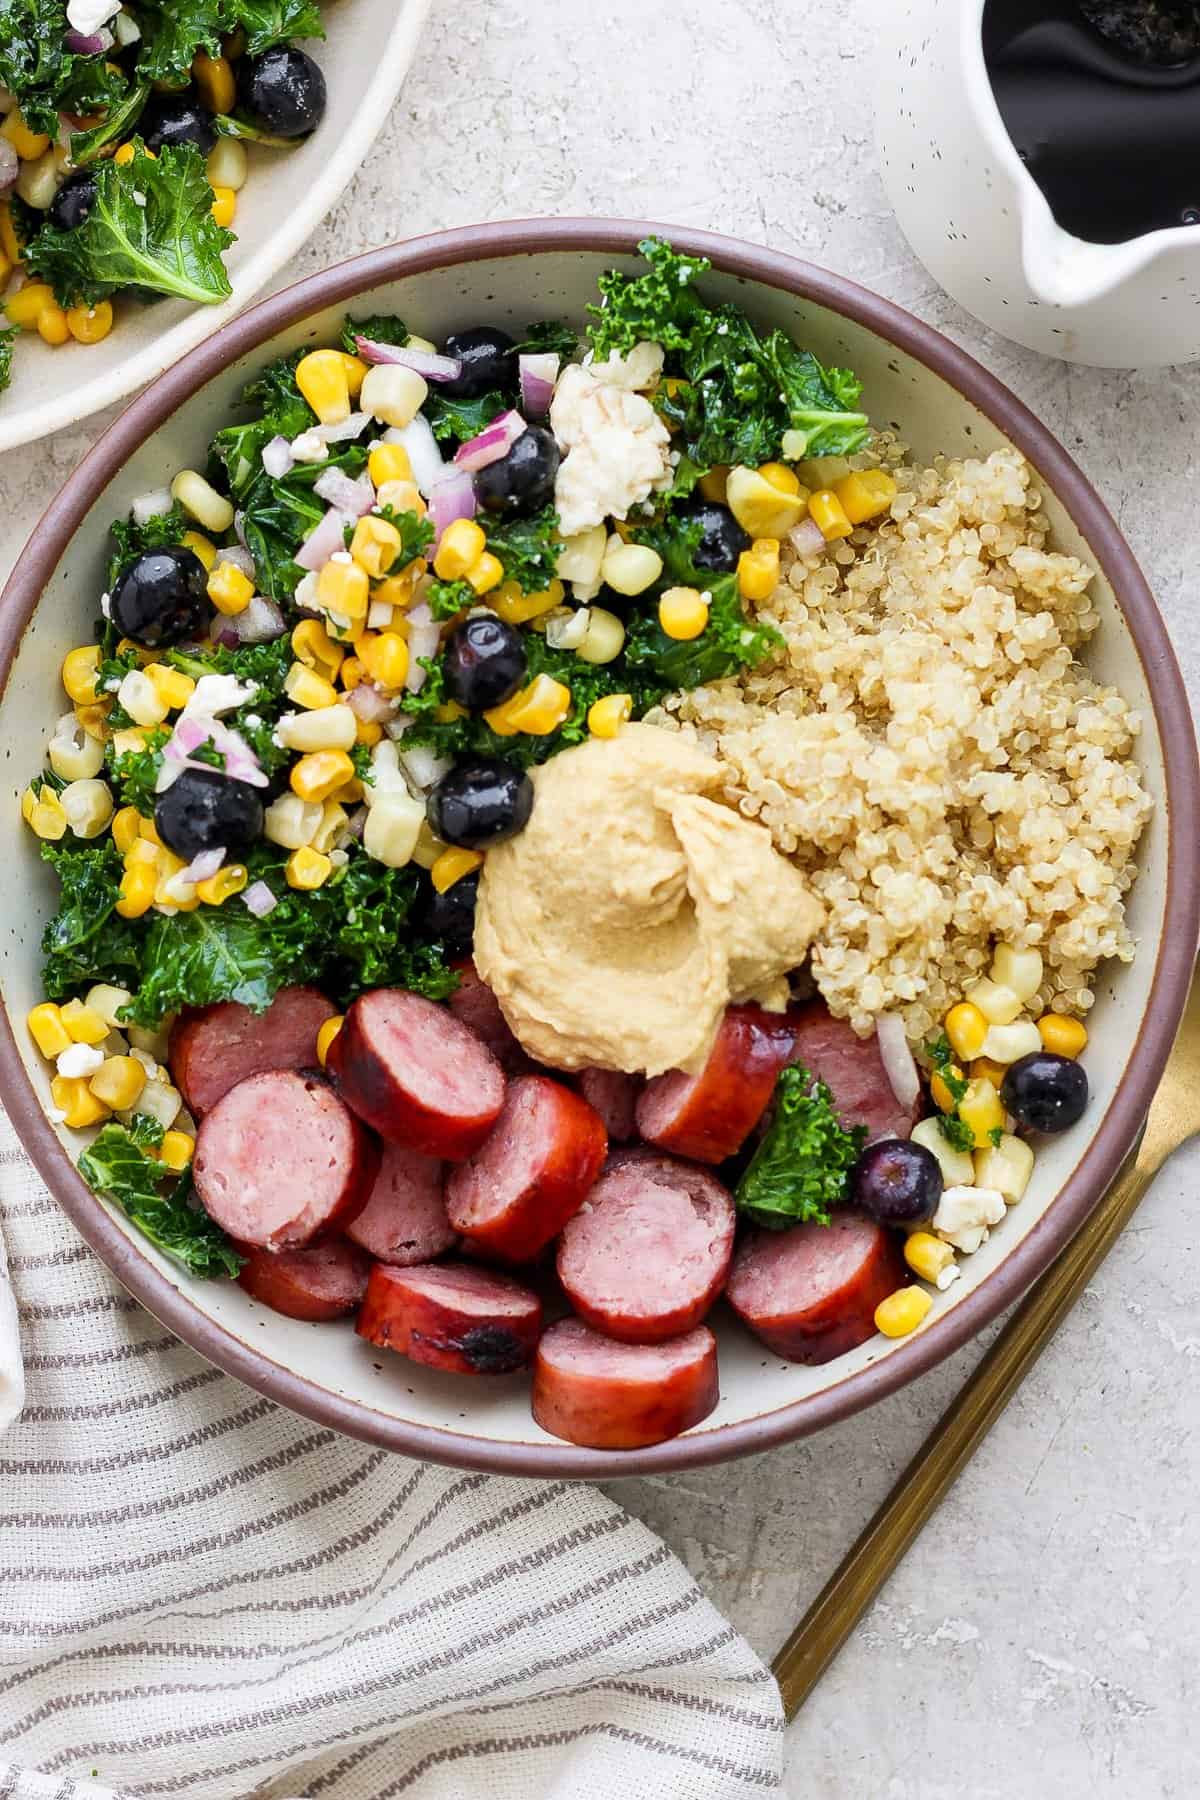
[984,0,1200,243]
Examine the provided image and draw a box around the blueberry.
[139,92,218,155]
[850,1137,943,1226]
[443,614,526,712]
[441,326,515,399]
[1001,1053,1088,1134]
[48,169,96,231]
[676,498,751,572]
[474,426,560,515]
[427,757,533,849]
[238,48,327,137]
[155,767,264,862]
[109,547,210,648]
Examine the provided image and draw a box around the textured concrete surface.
[2,3,1198,1793]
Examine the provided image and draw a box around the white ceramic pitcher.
[876,0,1200,366]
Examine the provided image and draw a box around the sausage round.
[346,1141,456,1266]
[445,1075,608,1263]
[169,985,337,1117]
[235,1238,373,1322]
[577,1068,641,1143]
[726,1213,904,1364]
[193,1069,379,1251]
[635,1003,798,1164]
[557,1150,735,1342]
[785,1001,922,1142]
[326,988,505,1160]
[356,1262,543,1375]
[532,1319,719,1449]
[447,959,532,1074]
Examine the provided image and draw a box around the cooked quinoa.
[649,446,1153,1041]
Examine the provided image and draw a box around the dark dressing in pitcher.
[984,0,1200,243]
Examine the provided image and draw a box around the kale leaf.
[374,503,434,566]
[78,1125,243,1279]
[319,857,457,1005]
[0,0,128,136]
[0,326,14,397]
[428,578,473,621]
[225,0,323,55]
[422,389,507,446]
[588,236,713,359]
[133,0,322,85]
[340,312,408,351]
[514,320,579,358]
[39,840,145,1000]
[210,348,314,499]
[233,441,368,600]
[70,81,151,167]
[736,1064,867,1230]
[485,506,563,594]
[107,502,188,588]
[107,726,170,812]
[26,142,234,307]
[622,511,781,689]
[168,637,292,773]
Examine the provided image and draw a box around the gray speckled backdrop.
[4,4,1199,1793]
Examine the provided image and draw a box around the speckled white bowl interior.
[0,226,1193,1475]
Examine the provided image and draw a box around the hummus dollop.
[473,724,825,1077]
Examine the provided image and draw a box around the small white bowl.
[0,0,431,452]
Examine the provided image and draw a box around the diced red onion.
[212,623,241,649]
[876,1014,920,1112]
[346,682,395,723]
[428,467,476,541]
[405,604,440,694]
[157,715,269,792]
[383,417,444,496]
[233,509,249,550]
[399,744,453,792]
[519,352,559,417]
[261,434,294,479]
[345,806,367,841]
[130,486,173,527]
[453,409,526,473]
[65,27,112,51]
[354,335,463,383]
[0,140,18,192]
[295,507,354,572]
[231,595,285,644]
[241,880,278,919]
[788,517,827,560]
[313,411,370,445]
[180,847,225,884]
[384,710,414,740]
[314,467,375,517]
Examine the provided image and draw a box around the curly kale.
[106,503,189,591]
[78,1126,242,1280]
[38,839,145,1000]
[0,326,15,397]
[736,1065,867,1230]
[485,506,563,594]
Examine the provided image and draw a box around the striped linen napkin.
[0,1108,784,1798]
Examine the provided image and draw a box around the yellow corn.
[373,569,418,611]
[973,1132,1035,1205]
[904,1233,957,1286]
[65,301,114,345]
[874,1285,934,1338]
[171,469,234,534]
[486,674,571,737]
[334,776,364,806]
[433,518,487,581]
[350,514,402,579]
[316,556,370,622]
[144,664,195,711]
[577,608,626,666]
[36,304,70,347]
[696,466,729,504]
[588,692,633,739]
[355,717,383,747]
[434,700,467,723]
[75,702,111,741]
[59,999,108,1045]
[658,587,709,640]
[1037,1013,1088,1059]
[737,539,781,602]
[957,1077,1006,1149]
[207,559,255,615]
[2,109,50,161]
[970,1056,1009,1089]
[0,199,19,264]
[138,816,163,846]
[181,529,217,571]
[116,861,157,919]
[339,655,363,692]
[62,645,101,705]
[338,352,368,398]
[113,142,144,166]
[375,477,425,518]
[808,489,854,542]
[295,349,351,425]
[991,943,1044,1004]
[292,619,345,683]
[206,135,247,191]
[28,787,67,840]
[490,578,564,626]
[284,661,339,710]
[19,785,36,827]
[357,630,409,691]
[285,845,333,889]
[944,1001,988,1063]
[196,863,248,906]
[368,442,412,486]
[290,750,355,804]
[193,49,236,113]
[965,977,1022,1025]
[430,846,484,894]
[465,551,503,596]
[28,1003,71,1059]
[6,282,55,330]
[835,468,897,525]
[930,1063,964,1114]
[159,1129,195,1171]
[316,1015,344,1067]
[758,461,802,495]
[725,465,806,538]
[50,1075,111,1131]
[89,1055,146,1111]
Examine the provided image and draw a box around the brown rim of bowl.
[1,219,1197,1478]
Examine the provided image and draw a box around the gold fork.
[772,969,1200,1719]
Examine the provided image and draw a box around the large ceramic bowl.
[0,0,431,452]
[1,222,1196,1476]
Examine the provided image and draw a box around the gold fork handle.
[772,1141,1158,1719]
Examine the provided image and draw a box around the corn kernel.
[116,861,157,919]
[911,1117,975,1187]
[588,692,633,739]
[462,551,501,597]
[0,199,18,265]
[263,792,323,850]
[62,645,101,705]
[875,1286,934,1338]
[433,518,487,581]
[355,717,383,746]
[930,1065,964,1114]
[944,1001,988,1063]
[47,718,104,781]
[556,525,608,593]
[737,539,781,602]
[193,49,236,113]
[36,304,70,347]
[138,815,163,846]
[159,1129,195,1171]
[973,1132,1035,1204]
[292,619,345,683]
[333,776,365,806]
[89,1055,146,1111]
[980,1020,1042,1065]
[1037,1013,1088,1059]
[725,465,806,538]
[205,135,247,191]
[29,788,67,840]
[368,441,412,487]
[958,1077,1006,1149]
[75,702,111,741]
[431,846,484,894]
[65,300,114,345]
[966,977,1023,1026]
[132,1077,183,1132]
[207,559,255,615]
[284,661,339,710]
[601,540,663,597]
[374,477,426,518]
[834,469,898,525]
[350,514,403,579]
[290,750,355,804]
[434,700,467,723]
[904,1232,958,1287]
[295,348,351,425]
[60,777,114,840]
[126,835,159,864]
[360,363,427,429]
[363,790,425,868]
[59,999,109,1045]
[808,489,854,542]
[969,1056,1009,1089]
[285,845,333,889]
[28,1003,71,1059]
[338,655,363,692]
[117,668,170,728]
[170,469,234,534]
[357,630,409,691]
[758,461,802,496]
[491,578,564,626]
[486,673,571,737]
[6,281,55,330]
[50,1075,111,1131]
[1,109,50,161]
[316,1015,344,1067]
[113,142,139,166]
[659,586,709,640]
[144,663,195,711]
[277,703,358,755]
[696,466,729,504]
[316,556,370,622]
[84,984,132,1028]
[196,863,248,906]
[181,529,217,571]
[338,352,368,398]
[991,943,1044,1004]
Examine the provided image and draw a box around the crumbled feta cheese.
[242,712,262,730]
[583,340,665,392]
[56,1043,105,1080]
[180,674,259,720]
[550,364,672,537]
[932,1185,1007,1255]
[290,430,330,464]
[66,0,120,34]
[293,571,319,611]
[132,190,146,208]
[99,590,112,620]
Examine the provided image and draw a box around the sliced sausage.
[346,1141,456,1266]
[235,1238,373,1322]
[169,985,336,1117]
[577,1068,641,1142]
[635,1003,798,1164]
[193,1069,379,1251]
[557,1150,735,1342]
[785,1001,921,1142]
[356,1261,542,1375]
[445,1075,608,1263]
[532,1319,719,1450]
[326,988,505,1160]
[726,1213,904,1364]
[447,959,532,1074]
